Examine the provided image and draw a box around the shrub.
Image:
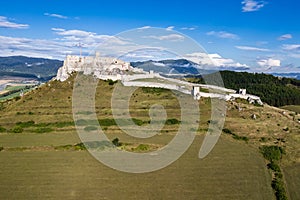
[33,127,53,133]
[54,144,73,150]
[135,144,149,151]
[260,146,284,161]
[16,120,35,128]
[0,146,3,151]
[76,119,98,126]
[232,134,249,142]
[84,126,98,132]
[11,126,23,133]
[52,121,75,128]
[166,118,180,125]
[132,118,144,126]
[267,161,281,172]
[271,178,288,200]
[0,126,6,133]
[222,128,233,135]
[107,79,118,85]
[74,143,86,150]
[112,138,121,147]
[98,118,116,126]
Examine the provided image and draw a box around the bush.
[16,120,35,128]
[0,126,6,133]
[98,118,116,126]
[135,144,149,151]
[112,138,121,147]
[260,146,284,161]
[267,161,281,172]
[84,126,98,132]
[232,134,249,142]
[132,118,145,126]
[0,146,3,151]
[74,143,86,150]
[76,119,98,126]
[166,118,180,125]
[107,79,118,85]
[271,178,288,200]
[11,126,23,133]
[52,121,75,128]
[222,128,233,135]
[33,127,53,133]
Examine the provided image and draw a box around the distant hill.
[188,71,300,107]
[0,56,63,81]
[271,72,300,80]
[130,59,214,75]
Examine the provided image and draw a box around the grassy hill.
[0,74,299,199]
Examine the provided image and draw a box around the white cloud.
[235,45,270,52]
[0,16,29,29]
[52,28,95,37]
[257,58,281,67]
[137,26,152,30]
[241,0,266,12]
[282,44,300,51]
[278,34,292,41]
[184,52,249,70]
[206,31,239,40]
[44,13,68,19]
[144,34,185,42]
[181,27,197,31]
[0,27,135,59]
[166,26,175,31]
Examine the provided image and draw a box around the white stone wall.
[56,54,131,81]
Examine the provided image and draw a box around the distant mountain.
[271,73,300,80]
[0,56,63,81]
[130,59,214,75]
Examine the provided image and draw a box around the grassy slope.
[0,74,299,199]
[281,105,300,113]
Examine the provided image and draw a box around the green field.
[281,105,300,113]
[284,163,300,200]
[0,136,274,200]
[0,75,299,199]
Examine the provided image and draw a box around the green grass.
[0,136,274,199]
[283,163,300,200]
[280,105,300,113]
[0,75,298,199]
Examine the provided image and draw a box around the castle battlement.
[56,53,132,81]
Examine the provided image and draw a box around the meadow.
[0,75,299,199]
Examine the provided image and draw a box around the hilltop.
[0,73,299,199]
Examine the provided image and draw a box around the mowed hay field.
[1,74,299,199]
[0,136,273,200]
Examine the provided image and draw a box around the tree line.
[188,71,300,107]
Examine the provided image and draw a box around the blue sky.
[1,0,300,73]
